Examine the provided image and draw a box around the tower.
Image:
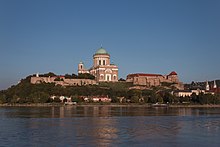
[167,71,179,83]
[78,62,89,74]
[206,81,210,91]
[213,80,217,89]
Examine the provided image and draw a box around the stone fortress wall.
[31,76,97,86]
[126,71,184,90]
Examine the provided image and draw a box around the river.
[0,106,220,147]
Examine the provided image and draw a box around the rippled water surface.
[0,106,220,147]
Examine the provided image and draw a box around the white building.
[78,47,118,82]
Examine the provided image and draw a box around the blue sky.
[0,0,220,90]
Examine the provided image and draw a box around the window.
[99,60,101,65]
[100,75,104,80]
[81,65,83,69]
[103,60,105,65]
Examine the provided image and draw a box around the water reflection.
[4,106,218,118]
[1,106,220,146]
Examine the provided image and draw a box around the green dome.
[95,47,108,55]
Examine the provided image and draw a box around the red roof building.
[169,71,178,76]
[126,71,184,90]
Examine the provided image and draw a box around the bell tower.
[78,62,88,74]
[206,81,210,91]
[213,80,217,89]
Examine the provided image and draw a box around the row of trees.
[121,89,220,104]
[38,72,95,80]
[0,75,220,104]
[64,73,95,80]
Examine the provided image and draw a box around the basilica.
[78,47,118,82]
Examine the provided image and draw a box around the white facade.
[78,47,118,82]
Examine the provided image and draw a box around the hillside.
[1,75,220,105]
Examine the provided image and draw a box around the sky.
[0,0,220,90]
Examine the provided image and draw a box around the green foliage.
[40,72,57,77]
[179,96,190,103]
[11,95,19,103]
[29,92,50,103]
[162,91,175,103]
[127,89,144,103]
[118,78,126,81]
[0,94,7,104]
[143,96,149,103]
[111,96,120,103]
[149,95,157,103]
[78,73,95,79]
[100,82,132,92]
[130,95,140,103]
[173,96,180,103]
[191,92,198,103]
[54,78,64,81]
[157,95,163,103]
[1,74,220,105]
[215,95,220,104]
[161,82,175,87]
[64,73,94,79]
[64,74,78,79]
[71,95,83,103]
[142,90,157,103]
[189,92,220,104]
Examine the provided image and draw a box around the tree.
[54,77,64,81]
[111,96,120,103]
[215,95,220,104]
[149,94,157,103]
[64,74,78,79]
[10,95,19,103]
[156,94,163,103]
[64,74,72,79]
[143,95,149,103]
[78,73,95,80]
[71,96,83,103]
[40,72,57,77]
[197,93,206,104]
[29,92,50,103]
[180,96,190,104]
[127,89,142,103]
[173,96,180,104]
[163,92,173,103]
[130,95,140,103]
[191,92,198,104]
[0,94,7,104]
[118,78,126,81]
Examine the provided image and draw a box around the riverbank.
[1,103,220,108]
